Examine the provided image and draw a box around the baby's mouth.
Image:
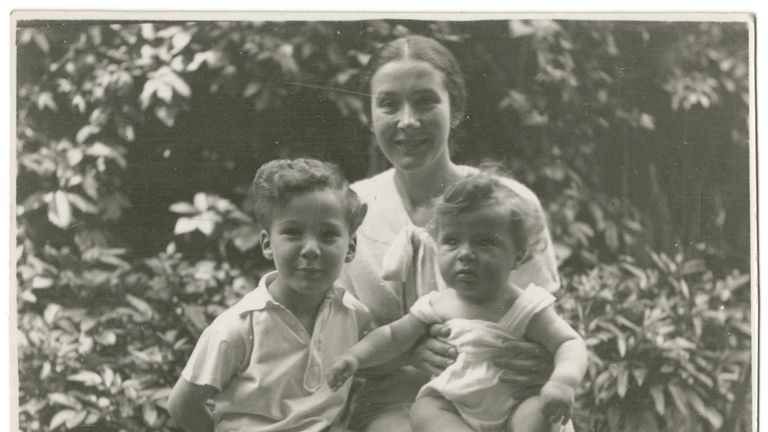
[455,269,476,280]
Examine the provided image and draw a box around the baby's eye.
[441,237,459,247]
[477,238,494,247]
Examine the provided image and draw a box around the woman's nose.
[397,103,420,130]
[300,236,321,258]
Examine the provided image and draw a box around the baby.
[327,173,586,432]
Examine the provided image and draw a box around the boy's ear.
[345,234,358,263]
[260,230,273,261]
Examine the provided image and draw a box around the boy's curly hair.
[250,158,367,232]
[435,173,546,264]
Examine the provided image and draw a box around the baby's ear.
[260,230,274,261]
[345,234,358,263]
[512,249,530,269]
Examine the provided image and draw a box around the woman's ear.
[345,234,358,263]
[260,230,273,261]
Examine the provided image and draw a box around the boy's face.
[436,205,522,303]
[261,189,356,297]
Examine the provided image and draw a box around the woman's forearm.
[548,338,588,389]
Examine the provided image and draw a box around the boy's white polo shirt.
[181,271,370,432]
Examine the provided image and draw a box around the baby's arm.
[524,306,588,425]
[167,377,217,432]
[327,313,428,390]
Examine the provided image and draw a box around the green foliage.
[559,253,750,432]
[16,19,751,431]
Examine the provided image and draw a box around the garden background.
[14,17,753,432]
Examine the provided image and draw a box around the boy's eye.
[281,228,301,237]
[321,230,341,240]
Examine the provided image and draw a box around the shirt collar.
[236,271,351,313]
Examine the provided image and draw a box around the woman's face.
[370,59,452,173]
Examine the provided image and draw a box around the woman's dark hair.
[363,35,466,127]
[435,173,546,263]
[250,158,367,232]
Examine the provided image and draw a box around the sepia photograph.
[10,10,756,432]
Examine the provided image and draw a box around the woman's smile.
[370,59,452,173]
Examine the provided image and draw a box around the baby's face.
[436,206,521,303]
[261,189,354,297]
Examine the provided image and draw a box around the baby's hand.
[326,355,359,391]
[539,381,574,425]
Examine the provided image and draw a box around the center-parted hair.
[364,35,466,127]
[435,173,546,263]
[251,158,367,232]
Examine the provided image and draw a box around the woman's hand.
[493,338,554,400]
[409,324,457,376]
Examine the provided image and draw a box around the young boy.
[167,158,370,432]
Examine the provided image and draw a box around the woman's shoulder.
[462,165,541,205]
[350,168,395,198]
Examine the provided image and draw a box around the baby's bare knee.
[410,396,454,431]
[508,396,560,432]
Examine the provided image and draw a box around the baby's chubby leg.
[410,395,474,432]
[507,396,564,432]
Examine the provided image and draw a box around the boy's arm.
[525,305,587,388]
[166,377,217,432]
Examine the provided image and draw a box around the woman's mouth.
[394,137,428,148]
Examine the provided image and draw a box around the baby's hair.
[363,35,466,127]
[435,173,547,264]
[250,158,367,232]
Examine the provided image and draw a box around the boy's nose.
[300,237,321,258]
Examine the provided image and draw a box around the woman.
[340,35,562,432]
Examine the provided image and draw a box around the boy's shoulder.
[336,287,373,334]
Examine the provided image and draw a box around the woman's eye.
[415,95,438,108]
[377,97,398,112]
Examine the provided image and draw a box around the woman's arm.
[166,378,217,432]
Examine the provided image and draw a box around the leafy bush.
[559,252,750,432]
